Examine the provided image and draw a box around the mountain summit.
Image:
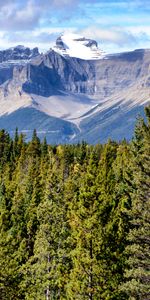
[0,36,149,143]
[53,33,105,60]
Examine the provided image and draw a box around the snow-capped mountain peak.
[53,33,105,60]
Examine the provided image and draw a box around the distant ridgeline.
[0,106,150,299]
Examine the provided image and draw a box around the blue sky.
[0,0,150,53]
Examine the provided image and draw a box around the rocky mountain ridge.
[0,45,40,63]
[0,35,149,143]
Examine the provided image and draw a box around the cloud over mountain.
[0,0,150,54]
[81,27,137,46]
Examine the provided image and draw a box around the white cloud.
[0,1,41,30]
[0,27,77,51]
[1,24,150,54]
[127,25,150,36]
[80,26,137,46]
[0,0,82,31]
[0,0,150,53]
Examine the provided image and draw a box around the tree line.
[0,106,150,299]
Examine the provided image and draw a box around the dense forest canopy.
[0,106,150,300]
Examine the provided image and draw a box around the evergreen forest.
[0,106,150,300]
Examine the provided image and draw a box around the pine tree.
[0,177,24,299]
[27,129,41,157]
[0,130,12,167]
[122,106,150,300]
[93,140,123,299]
[107,141,133,300]
[67,149,107,299]
[23,155,70,299]
[41,136,48,158]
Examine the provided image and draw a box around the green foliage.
[120,105,150,300]
[0,106,149,300]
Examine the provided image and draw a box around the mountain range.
[0,33,149,144]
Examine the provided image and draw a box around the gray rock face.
[56,36,68,50]
[21,48,150,97]
[0,45,39,62]
[0,44,149,143]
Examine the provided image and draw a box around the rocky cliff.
[0,36,149,143]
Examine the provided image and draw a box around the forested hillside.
[0,107,150,300]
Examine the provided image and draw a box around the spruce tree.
[67,149,106,299]
[0,177,24,299]
[23,155,70,299]
[122,106,150,300]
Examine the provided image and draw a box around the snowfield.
[53,33,105,60]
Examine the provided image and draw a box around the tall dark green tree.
[122,106,150,300]
[67,149,107,299]
[23,156,70,299]
[27,129,41,157]
[0,130,12,167]
[0,178,23,299]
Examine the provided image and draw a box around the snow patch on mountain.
[53,33,105,60]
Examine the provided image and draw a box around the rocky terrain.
[0,34,149,143]
[0,45,39,63]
